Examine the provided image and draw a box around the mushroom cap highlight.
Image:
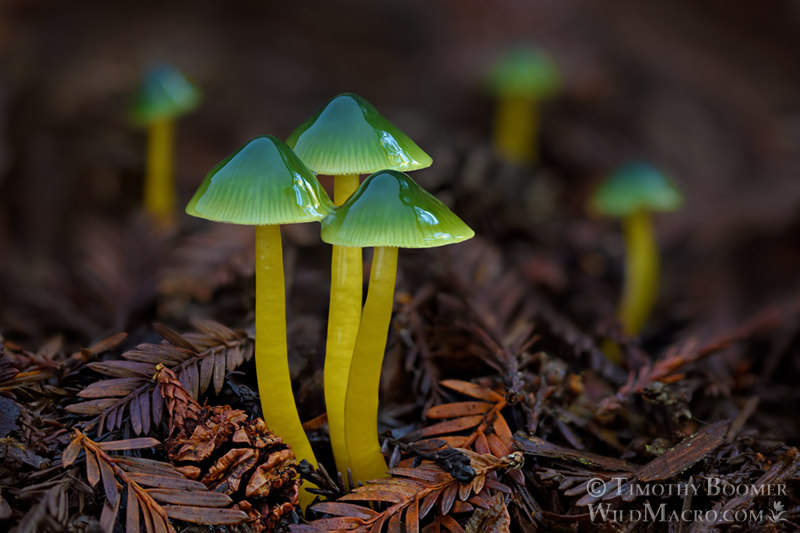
[186,135,333,225]
[131,63,201,125]
[321,170,474,248]
[589,162,683,217]
[286,93,433,176]
[486,46,561,99]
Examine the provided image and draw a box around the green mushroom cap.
[486,46,561,99]
[186,135,333,225]
[131,63,201,125]
[321,170,474,248]
[589,162,683,217]
[286,93,433,176]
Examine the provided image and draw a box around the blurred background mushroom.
[485,45,560,165]
[588,162,683,337]
[131,63,201,224]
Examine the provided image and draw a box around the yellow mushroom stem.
[619,210,658,336]
[254,224,317,508]
[493,94,538,164]
[325,174,362,477]
[344,246,398,484]
[144,118,176,222]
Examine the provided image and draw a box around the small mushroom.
[321,170,474,483]
[132,63,201,223]
[589,162,683,336]
[186,136,332,503]
[485,46,560,165]
[287,93,432,477]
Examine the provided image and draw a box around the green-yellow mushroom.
[287,93,432,478]
[486,47,560,165]
[589,162,683,336]
[186,135,332,506]
[132,63,201,223]
[321,170,474,484]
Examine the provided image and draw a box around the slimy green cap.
[486,46,560,99]
[186,135,333,225]
[589,162,683,217]
[286,93,432,176]
[321,170,474,248]
[131,63,201,125]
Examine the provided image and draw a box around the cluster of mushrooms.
[184,93,474,504]
[132,56,684,506]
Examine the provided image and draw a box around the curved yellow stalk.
[144,118,176,222]
[619,211,658,336]
[493,95,538,164]
[255,225,317,507]
[325,174,362,477]
[344,246,398,484]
